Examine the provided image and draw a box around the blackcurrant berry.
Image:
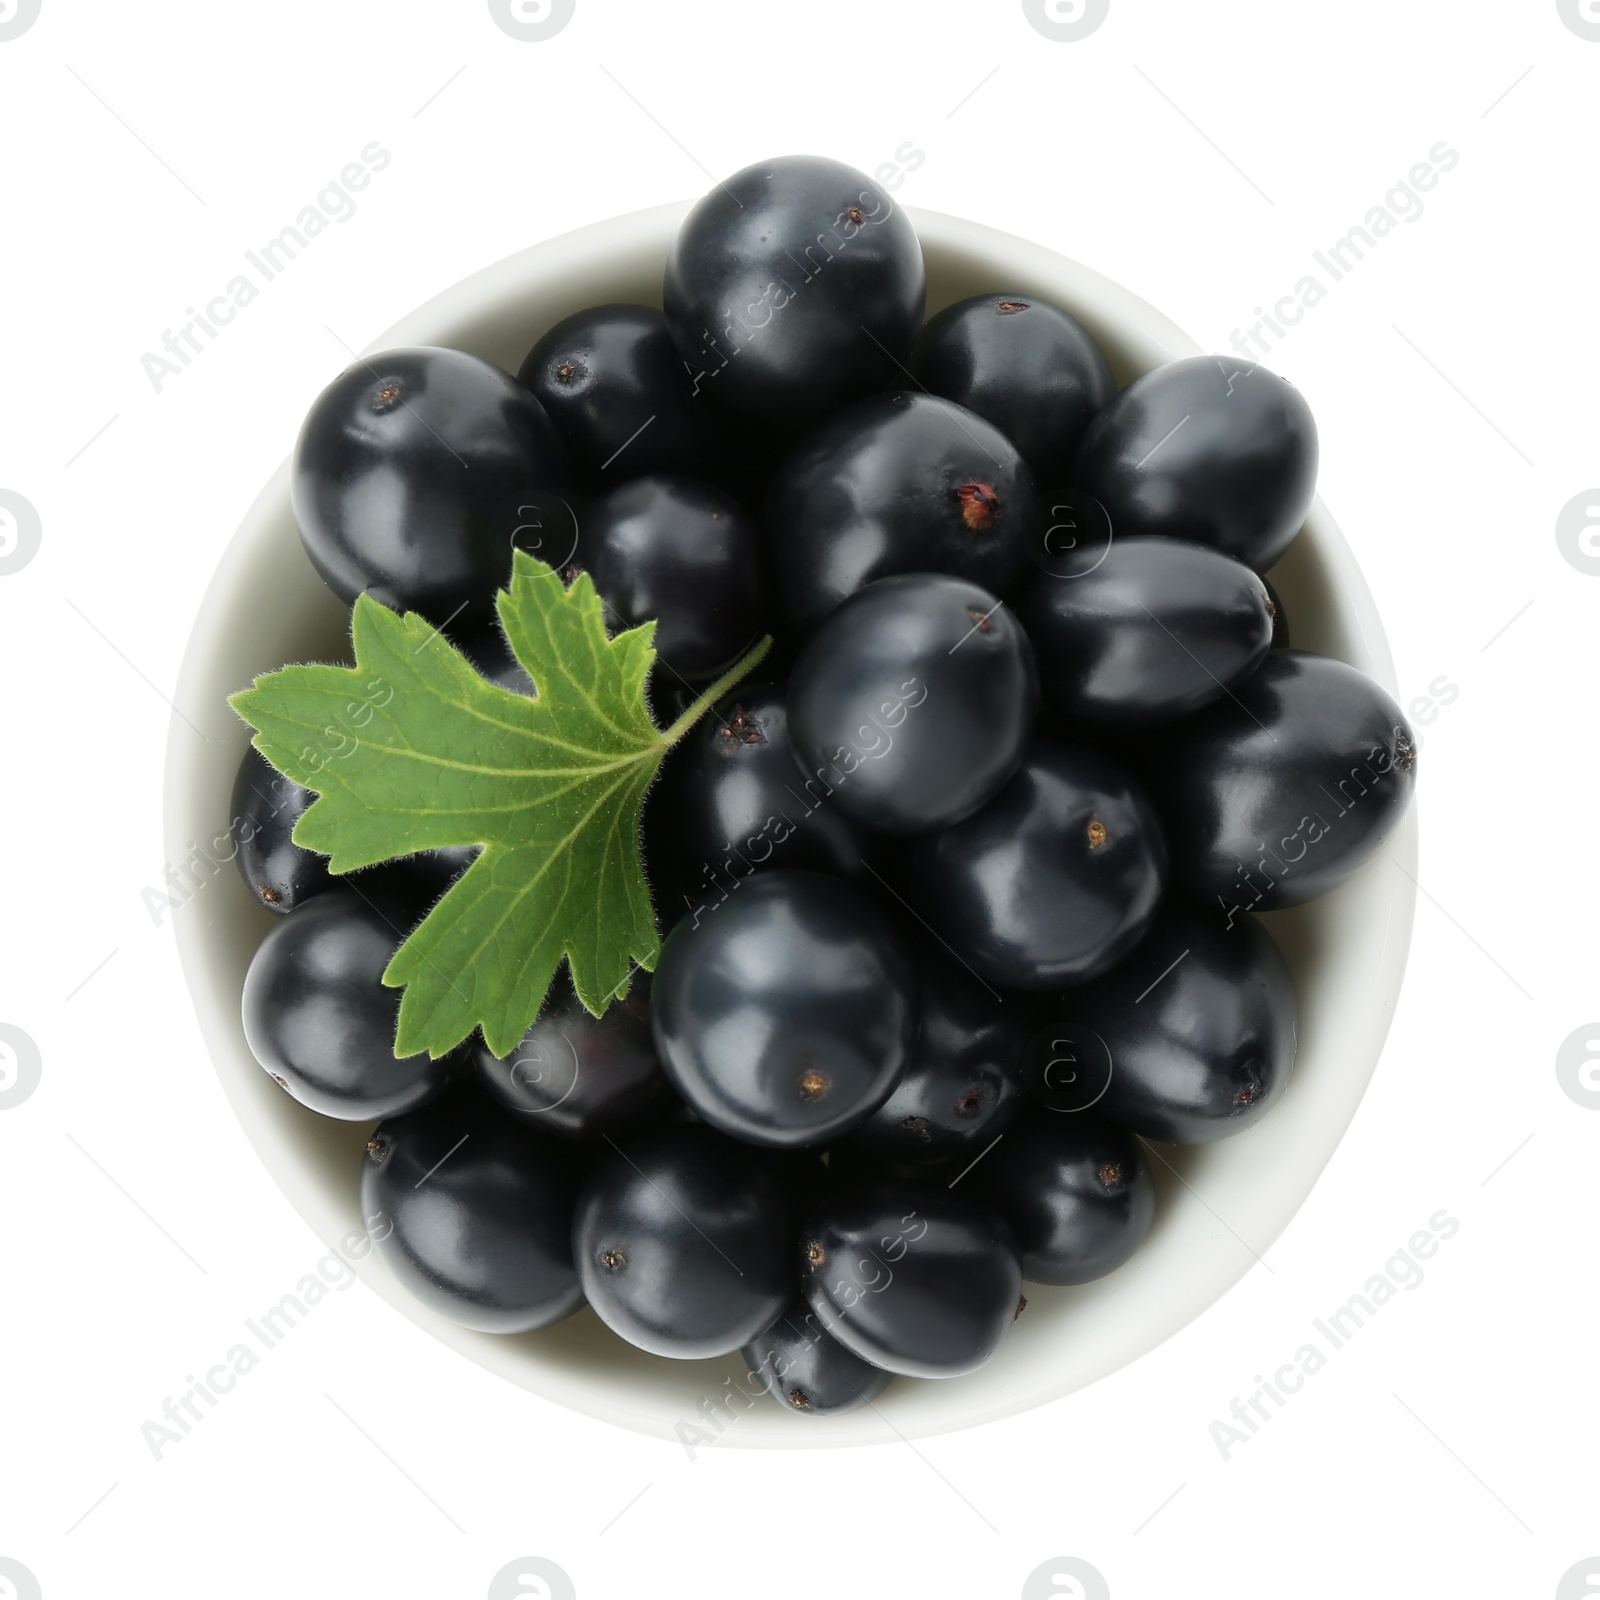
[1054,899,1297,1143]
[1126,650,1415,911]
[1073,355,1318,573]
[742,1297,892,1415]
[656,680,879,901]
[231,745,330,915]
[519,304,736,486]
[650,870,917,1148]
[911,292,1114,482]
[663,155,925,419]
[362,1080,588,1333]
[471,970,678,1140]
[452,622,536,696]
[1017,535,1273,730]
[787,574,1038,835]
[968,1110,1154,1284]
[1264,577,1291,649]
[578,475,766,680]
[573,1123,802,1358]
[241,888,453,1119]
[293,347,572,626]
[799,1185,1021,1378]
[765,392,1039,637]
[904,740,1166,990]
[841,928,1034,1168]
[390,846,480,906]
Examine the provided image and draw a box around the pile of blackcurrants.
[231,156,1416,1415]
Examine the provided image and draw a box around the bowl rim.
[164,199,1418,1448]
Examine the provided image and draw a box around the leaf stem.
[659,635,774,747]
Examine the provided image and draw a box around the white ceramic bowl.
[165,202,1418,1447]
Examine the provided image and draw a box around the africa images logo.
[489,0,576,41]
[0,490,42,576]
[487,1558,576,1598]
[0,0,41,42]
[1556,490,1600,576]
[1557,0,1600,42]
[1022,0,1109,42]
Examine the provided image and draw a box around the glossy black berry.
[1017,535,1273,730]
[841,929,1034,1168]
[1264,577,1291,649]
[799,1185,1021,1378]
[651,871,916,1147]
[969,1111,1154,1284]
[743,1297,892,1415]
[1074,356,1318,572]
[1128,650,1415,911]
[231,745,330,915]
[241,888,453,1119]
[911,292,1114,481]
[578,475,765,680]
[518,304,735,486]
[573,1123,801,1358]
[471,970,677,1140]
[1055,899,1297,1142]
[663,154,925,419]
[820,1142,959,1192]
[765,392,1040,637]
[391,846,480,906]
[906,741,1166,990]
[362,1080,588,1333]
[453,622,535,696]
[292,347,571,626]
[656,681,878,901]
[787,575,1038,834]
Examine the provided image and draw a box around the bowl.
[164,201,1418,1447]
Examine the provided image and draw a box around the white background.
[2,2,1596,1596]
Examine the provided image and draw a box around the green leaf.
[229,552,769,1060]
